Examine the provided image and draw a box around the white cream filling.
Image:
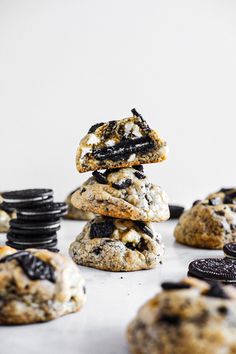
[80,147,91,160]
[128,154,136,162]
[105,139,115,147]
[87,134,100,145]
[122,229,141,244]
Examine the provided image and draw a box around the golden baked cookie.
[174,199,236,249]
[69,216,164,271]
[127,277,236,354]
[0,246,86,324]
[71,167,169,222]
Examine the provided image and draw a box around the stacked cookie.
[70,109,170,271]
[2,189,67,251]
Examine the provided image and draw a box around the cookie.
[223,243,236,259]
[127,277,236,354]
[16,202,68,221]
[169,204,185,219]
[188,258,236,283]
[2,189,53,208]
[64,189,95,221]
[0,246,86,324]
[69,216,164,271]
[71,167,169,222]
[76,109,168,173]
[174,199,236,249]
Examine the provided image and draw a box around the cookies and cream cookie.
[0,246,86,324]
[127,277,236,354]
[69,216,164,271]
[174,198,236,249]
[76,109,168,173]
[64,189,95,221]
[71,167,169,222]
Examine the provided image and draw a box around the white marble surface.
[0,219,222,354]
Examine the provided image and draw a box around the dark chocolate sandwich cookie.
[7,232,57,244]
[9,219,61,235]
[6,239,58,251]
[2,189,53,208]
[223,243,236,259]
[188,258,236,283]
[16,202,68,221]
[169,205,185,219]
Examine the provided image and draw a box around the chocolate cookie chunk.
[169,205,185,219]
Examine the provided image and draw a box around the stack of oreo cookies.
[1,189,67,252]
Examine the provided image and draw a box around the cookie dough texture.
[71,168,169,222]
[76,114,168,173]
[0,246,86,324]
[64,189,95,221]
[174,200,236,249]
[69,216,164,271]
[127,277,236,354]
[0,209,10,233]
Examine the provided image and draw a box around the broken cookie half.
[76,109,168,173]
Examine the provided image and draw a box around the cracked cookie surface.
[127,277,236,354]
[64,188,95,221]
[76,110,168,173]
[71,167,169,222]
[69,216,164,271]
[0,246,86,324]
[174,197,236,249]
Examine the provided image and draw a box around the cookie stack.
[70,109,170,271]
[1,189,67,251]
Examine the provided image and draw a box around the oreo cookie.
[169,205,185,219]
[188,258,236,283]
[9,219,61,235]
[223,243,236,259]
[3,189,64,251]
[93,136,155,162]
[16,202,68,221]
[2,189,53,208]
[7,232,57,244]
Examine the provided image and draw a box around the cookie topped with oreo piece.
[127,276,236,354]
[69,215,164,272]
[76,109,168,173]
[0,246,86,324]
[71,167,169,222]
